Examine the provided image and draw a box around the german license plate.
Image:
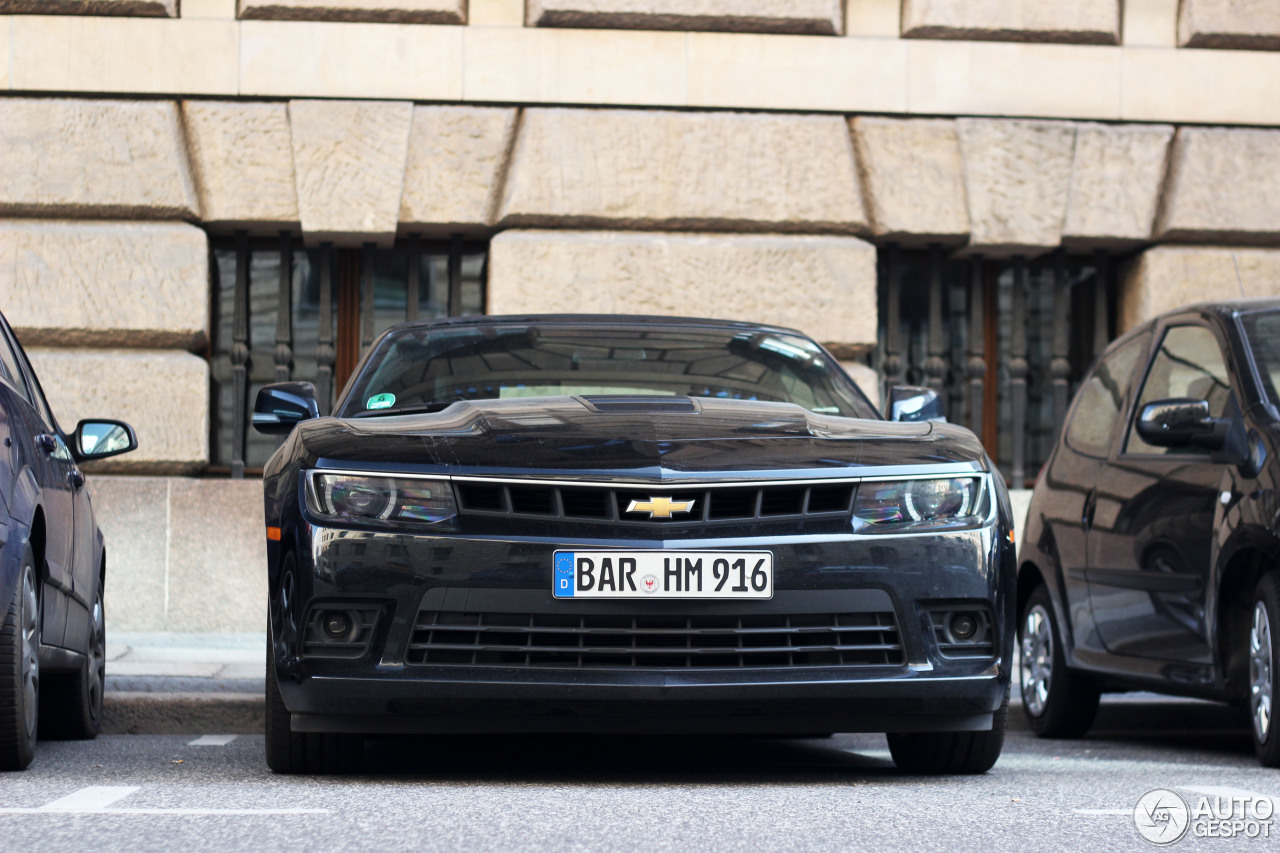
[552,550,773,599]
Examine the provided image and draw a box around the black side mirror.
[886,386,946,423]
[72,419,138,462]
[1135,398,1229,450]
[253,382,320,435]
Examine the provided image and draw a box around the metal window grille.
[871,245,1117,487]
[208,232,488,477]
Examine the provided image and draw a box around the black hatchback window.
[1241,311,1280,408]
[1126,325,1232,456]
[0,324,32,404]
[1064,334,1148,458]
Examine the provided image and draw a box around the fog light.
[322,610,353,640]
[949,612,979,641]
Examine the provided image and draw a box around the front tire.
[0,548,40,770]
[40,580,105,740]
[266,566,362,777]
[887,685,1009,775]
[1019,584,1099,738]
[1249,573,1280,767]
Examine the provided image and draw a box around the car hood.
[290,396,988,480]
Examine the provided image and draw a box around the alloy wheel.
[1251,600,1273,743]
[87,590,105,718]
[20,565,38,739]
[1021,604,1053,718]
[272,567,299,673]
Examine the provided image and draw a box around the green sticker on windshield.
[366,392,395,410]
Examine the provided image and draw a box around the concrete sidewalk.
[103,632,265,735]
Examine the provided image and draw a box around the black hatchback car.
[0,310,137,771]
[1019,298,1280,765]
[254,315,1016,775]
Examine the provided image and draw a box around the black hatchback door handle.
[1082,488,1098,531]
[35,433,56,454]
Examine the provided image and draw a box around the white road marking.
[1074,784,1280,818]
[0,785,328,816]
[39,787,139,811]
[188,734,238,746]
[1179,785,1280,810]
[1,809,330,814]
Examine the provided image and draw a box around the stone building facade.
[2,0,1279,631]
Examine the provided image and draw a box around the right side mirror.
[886,386,946,423]
[1134,397,1228,450]
[253,382,320,435]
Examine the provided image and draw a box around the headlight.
[307,472,458,530]
[851,477,988,532]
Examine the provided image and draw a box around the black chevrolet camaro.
[254,315,1015,774]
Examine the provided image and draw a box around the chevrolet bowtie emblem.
[626,497,696,519]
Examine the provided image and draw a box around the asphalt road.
[2,699,1276,852]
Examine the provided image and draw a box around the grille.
[454,480,855,525]
[406,610,903,669]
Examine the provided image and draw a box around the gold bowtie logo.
[626,497,695,519]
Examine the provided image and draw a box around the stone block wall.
[1120,246,1280,332]
[1178,0,1280,50]
[91,477,267,631]
[28,349,209,474]
[489,231,878,350]
[497,109,868,236]
[0,99,198,221]
[1156,128,1280,246]
[6,96,1280,383]
[901,0,1122,45]
[237,0,465,24]
[0,0,176,15]
[526,0,844,35]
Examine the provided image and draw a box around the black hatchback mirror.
[887,386,946,423]
[72,419,137,462]
[1135,397,1229,450]
[254,382,320,435]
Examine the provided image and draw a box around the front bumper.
[275,523,1015,735]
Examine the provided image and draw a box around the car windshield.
[1242,310,1280,407]
[337,322,878,419]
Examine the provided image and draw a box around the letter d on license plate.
[553,550,772,599]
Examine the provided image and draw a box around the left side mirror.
[253,382,320,435]
[73,419,138,462]
[886,386,946,423]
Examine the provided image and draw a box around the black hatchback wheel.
[40,579,105,740]
[1019,584,1099,738]
[0,548,39,770]
[1250,573,1280,767]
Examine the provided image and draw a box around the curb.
[103,692,265,735]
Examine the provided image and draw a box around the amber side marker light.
[267,526,282,541]
[1007,530,1016,545]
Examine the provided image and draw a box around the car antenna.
[1231,253,1247,298]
